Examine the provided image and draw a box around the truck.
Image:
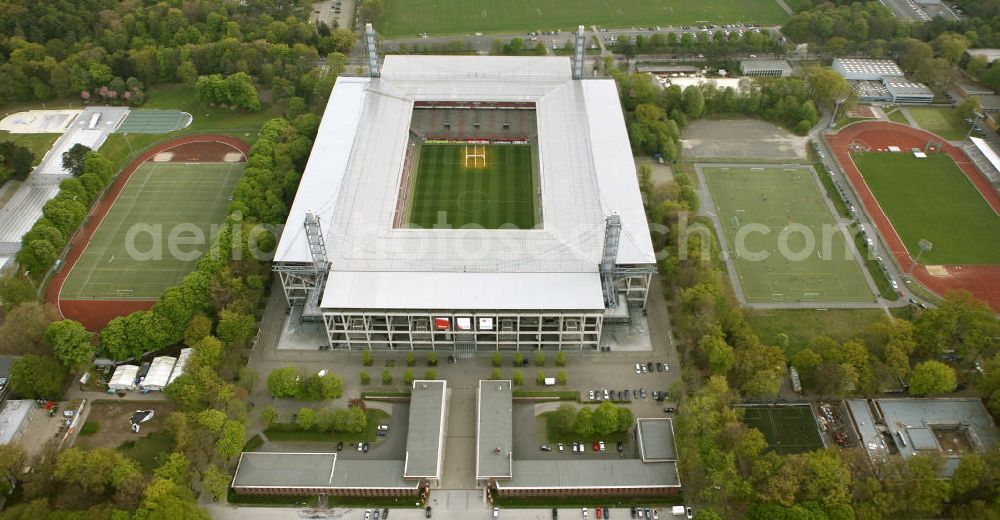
[543,377,556,386]
[670,507,685,517]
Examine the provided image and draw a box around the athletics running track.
[44,135,250,331]
[824,121,1000,312]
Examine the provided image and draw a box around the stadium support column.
[572,25,586,80]
[302,210,331,319]
[600,214,622,308]
[365,23,380,78]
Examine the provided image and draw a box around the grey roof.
[740,60,792,73]
[884,80,933,97]
[0,400,32,445]
[636,64,700,74]
[636,418,677,461]
[232,452,336,489]
[504,460,680,489]
[274,55,655,311]
[877,398,1000,476]
[404,380,447,479]
[331,459,416,489]
[846,399,889,465]
[967,48,1000,63]
[833,58,903,80]
[906,427,940,450]
[477,380,513,479]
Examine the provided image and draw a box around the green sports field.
[905,106,968,141]
[380,0,787,37]
[61,162,243,299]
[701,165,873,303]
[741,404,825,455]
[852,152,1000,265]
[405,143,536,229]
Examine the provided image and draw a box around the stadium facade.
[274,50,655,352]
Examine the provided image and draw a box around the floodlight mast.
[908,239,933,275]
[366,23,380,78]
[572,25,586,80]
[600,214,622,308]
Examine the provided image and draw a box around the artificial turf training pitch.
[405,143,536,229]
[701,165,873,303]
[852,152,1000,265]
[741,404,825,455]
[60,161,243,300]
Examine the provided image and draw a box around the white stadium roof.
[275,56,654,310]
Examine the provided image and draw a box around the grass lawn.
[380,0,787,37]
[852,152,1000,264]
[405,143,536,229]
[905,106,968,141]
[739,404,824,455]
[744,307,889,354]
[118,431,175,473]
[885,107,909,125]
[701,165,873,303]
[264,409,390,444]
[60,161,244,299]
[0,130,60,161]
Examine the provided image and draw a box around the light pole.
[966,111,985,139]
[908,239,933,275]
[828,96,848,129]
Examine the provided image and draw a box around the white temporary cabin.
[108,365,139,392]
[167,348,192,386]
[139,356,177,391]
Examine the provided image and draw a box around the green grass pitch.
[405,143,536,229]
[61,162,243,299]
[741,405,825,455]
[905,106,969,141]
[380,0,788,37]
[701,165,873,303]
[852,153,1000,265]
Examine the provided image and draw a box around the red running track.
[44,135,251,331]
[824,121,1000,312]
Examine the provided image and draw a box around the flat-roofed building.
[966,49,1000,64]
[636,418,678,462]
[497,459,680,497]
[404,380,448,485]
[884,80,934,104]
[0,400,33,446]
[833,58,904,81]
[476,379,512,484]
[740,59,793,78]
[231,452,419,497]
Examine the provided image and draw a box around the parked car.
[558,443,564,452]
[447,355,456,364]
[646,362,653,371]
[493,508,500,518]
[588,390,595,400]
[637,509,644,519]
[686,508,693,519]
[553,509,558,520]
[630,507,637,519]
[599,440,606,451]
[374,510,380,520]
[363,442,369,453]
[655,362,663,372]
[425,506,432,518]
[640,388,647,398]
[635,363,641,374]
[582,508,588,519]
[596,507,602,519]
[645,508,652,519]
[541,444,551,451]
[641,365,648,373]
[592,441,600,451]
[365,511,371,520]
[383,509,389,519]
[603,389,609,400]
[617,441,624,452]
[604,508,609,519]
[357,442,364,451]
[624,390,630,400]
[664,407,675,413]
[336,441,344,451]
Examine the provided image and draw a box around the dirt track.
[825,121,1000,312]
[44,135,251,331]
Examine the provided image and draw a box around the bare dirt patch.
[74,401,175,450]
[680,118,808,160]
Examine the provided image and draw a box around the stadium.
[273,36,655,352]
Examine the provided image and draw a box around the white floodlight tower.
[302,210,330,317]
[572,25,586,80]
[365,23,381,78]
[600,214,622,308]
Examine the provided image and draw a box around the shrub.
[557,370,568,385]
[362,351,373,366]
[535,370,546,385]
[381,369,393,385]
[406,352,415,367]
[512,370,524,385]
[427,352,437,366]
[491,368,502,380]
[492,352,501,367]
[424,369,436,380]
[534,352,545,367]
[404,369,414,385]
[360,371,370,385]
[555,351,567,367]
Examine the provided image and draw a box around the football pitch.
[741,404,825,455]
[700,165,873,303]
[852,153,1000,265]
[380,0,787,37]
[404,143,536,229]
[61,162,243,300]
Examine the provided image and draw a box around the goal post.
[464,144,487,168]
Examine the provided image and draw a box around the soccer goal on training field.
[464,144,487,168]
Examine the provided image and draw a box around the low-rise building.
[0,400,34,445]
[740,59,792,78]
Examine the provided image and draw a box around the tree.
[99,310,174,361]
[803,66,851,108]
[424,369,436,380]
[0,444,26,494]
[359,0,385,23]
[535,370,545,385]
[191,335,222,369]
[259,405,278,428]
[381,368,393,385]
[201,464,230,501]
[574,407,594,437]
[512,370,524,385]
[406,352,415,367]
[404,368,414,385]
[299,371,343,400]
[266,366,300,398]
[616,406,634,432]
[933,32,969,64]
[593,402,620,436]
[957,96,982,121]
[362,350,373,366]
[492,352,501,367]
[908,360,956,396]
[513,352,524,367]
[700,330,735,375]
[682,85,704,118]
[557,370,567,385]
[360,371,370,384]
[491,368,502,380]
[813,362,854,397]
[222,72,260,111]
[0,274,36,310]
[296,407,317,430]
[216,309,255,347]
[534,352,545,367]
[44,319,94,370]
[427,351,437,366]
[790,348,822,387]
[898,38,935,72]
[9,354,64,399]
[60,143,91,177]
[195,409,226,433]
[0,302,59,356]
[215,420,244,460]
[153,452,191,487]
[555,351,566,367]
